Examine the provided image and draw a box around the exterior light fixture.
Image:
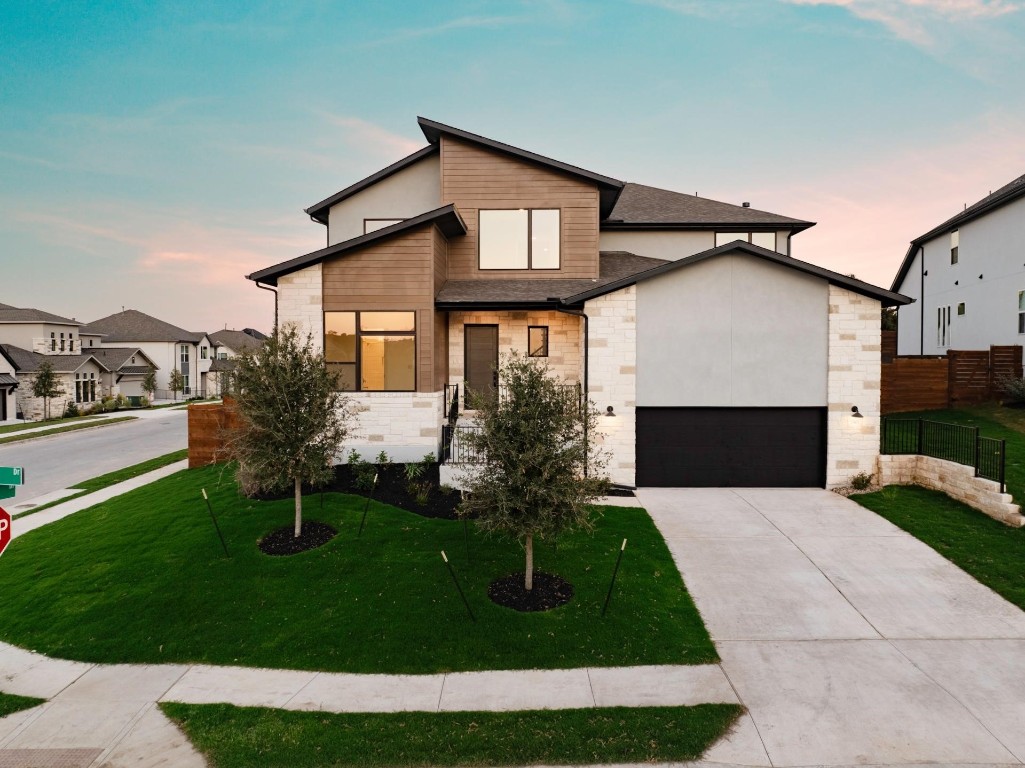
[605,405,616,417]
[851,406,864,418]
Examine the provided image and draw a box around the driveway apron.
[638,487,1025,767]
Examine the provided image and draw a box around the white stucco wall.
[636,252,828,407]
[825,286,882,488]
[599,229,791,261]
[277,263,324,353]
[0,353,15,421]
[327,154,441,246]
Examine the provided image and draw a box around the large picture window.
[325,311,416,391]
[479,209,560,270]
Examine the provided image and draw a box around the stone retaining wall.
[877,454,1024,527]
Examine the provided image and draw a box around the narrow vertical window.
[1018,292,1025,334]
[528,326,549,357]
[950,230,959,264]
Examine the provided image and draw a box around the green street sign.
[0,467,24,486]
[0,486,14,500]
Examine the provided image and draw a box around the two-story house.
[248,117,908,489]
[206,328,267,395]
[892,172,1025,359]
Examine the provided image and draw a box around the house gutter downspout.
[919,245,925,355]
[553,301,589,477]
[255,280,279,332]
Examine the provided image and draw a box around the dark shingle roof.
[603,183,815,230]
[0,344,111,374]
[0,373,16,386]
[435,252,668,307]
[209,358,238,373]
[0,305,80,326]
[209,329,265,353]
[119,366,153,375]
[90,347,158,371]
[892,172,1025,291]
[80,310,203,343]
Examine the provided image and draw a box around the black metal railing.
[440,424,483,464]
[443,383,459,424]
[461,382,582,413]
[881,417,1006,491]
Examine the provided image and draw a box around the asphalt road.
[0,411,187,506]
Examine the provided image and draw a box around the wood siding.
[322,225,443,393]
[440,136,600,280]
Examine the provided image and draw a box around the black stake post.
[463,518,471,561]
[202,488,231,558]
[442,550,476,622]
[601,538,627,617]
[357,473,378,538]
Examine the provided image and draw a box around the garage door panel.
[636,407,825,487]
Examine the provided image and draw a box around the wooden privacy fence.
[187,397,239,468]
[882,345,1023,414]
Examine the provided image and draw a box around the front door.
[464,325,498,408]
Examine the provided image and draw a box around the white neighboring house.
[0,302,85,356]
[80,310,214,398]
[0,343,109,421]
[0,346,17,422]
[206,329,267,395]
[893,172,1025,359]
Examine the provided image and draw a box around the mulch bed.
[327,463,462,519]
[488,571,574,612]
[259,521,337,556]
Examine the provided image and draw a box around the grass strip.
[161,703,742,768]
[0,691,45,718]
[0,463,717,673]
[854,485,1025,610]
[0,416,136,445]
[0,413,121,435]
[12,449,189,519]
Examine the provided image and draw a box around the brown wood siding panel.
[433,224,448,297]
[441,136,600,280]
[434,311,448,391]
[322,227,438,393]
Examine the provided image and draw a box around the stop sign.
[0,507,10,557]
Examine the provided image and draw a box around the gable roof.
[435,252,668,308]
[892,171,1025,291]
[603,183,815,232]
[0,344,111,374]
[418,117,626,219]
[89,347,158,371]
[209,329,265,353]
[248,204,467,286]
[0,304,81,326]
[80,310,204,343]
[563,240,911,307]
[305,144,439,225]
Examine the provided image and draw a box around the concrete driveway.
[637,487,1025,767]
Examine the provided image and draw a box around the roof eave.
[600,220,816,233]
[435,299,561,311]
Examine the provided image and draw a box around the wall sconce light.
[954,280,959,285]
[851,405,864,418]
[605,405,616,417]
[979,274,984,279]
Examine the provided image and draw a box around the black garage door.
[636,407,826,487]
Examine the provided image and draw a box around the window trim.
[477,208,562,271]
[951,229,959,265]
[323,310,418,392]
[527,325,549,357]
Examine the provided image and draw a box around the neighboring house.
[892,173,1025,358]
[80,310,213,397]
[0,302,84,355]
[0,346,17,422]
[247,117,908,489]
[89,347,160,398]
[206,328,267,395]
[0,343,109,421]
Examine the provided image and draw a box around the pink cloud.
[319,114,424,159]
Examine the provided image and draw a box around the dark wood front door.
[464,325,498,408]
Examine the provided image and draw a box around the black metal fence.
[440,424,483,464]
[880,417,1006,491]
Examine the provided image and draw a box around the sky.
[2,0,1024,333]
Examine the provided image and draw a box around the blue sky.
[2,0,1024,332]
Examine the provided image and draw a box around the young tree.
[141,369,157,399]
[227,324,354,538]
[167,367,185,401]
[32,361,64,422]
[458,353,610,591]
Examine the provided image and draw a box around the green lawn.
[161,703,742,768]
[0,463,716,673]
[0,415,136,445]
[0,412,117,435]
[0,692,45,718]
[854,485,1025,611]
[12,449,189,518]
[883,404,1025,499]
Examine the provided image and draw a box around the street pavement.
[0,410,186,509]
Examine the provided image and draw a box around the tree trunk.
[294,476,303,538]
[525,534,533,591]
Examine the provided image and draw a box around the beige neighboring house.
[0,302,85,355]
[0,343,109,421]
[248,116,910,489]
[90,347,160,399]
[80,310,214,398]
[206,328,267,395]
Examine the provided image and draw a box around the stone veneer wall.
[585,286,636,487]
[345,391,444,463]
[877,454,1024,527]
[16,375,74,421]
[277,263,323,353]
[826,285,881,488]
[447,310,582,388]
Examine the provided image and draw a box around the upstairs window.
[1018,292,1025,334]
[951,230,959,264]
[201,346,208,360]
[479,209,560,270]
[325,311,416,392]
[714,232,777,250]
[957,302,965,316]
